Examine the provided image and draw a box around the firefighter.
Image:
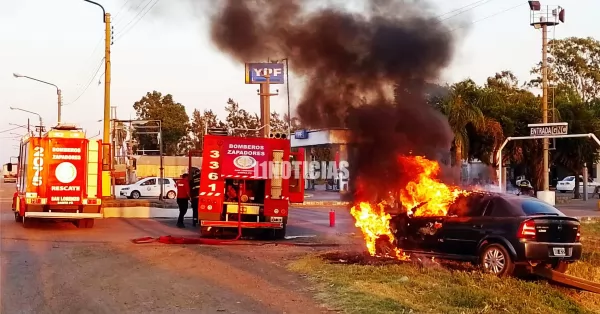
[176,173,190,228]
[189,167,201,227]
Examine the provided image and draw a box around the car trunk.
[529,216,579,243]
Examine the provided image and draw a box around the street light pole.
[283,58,291,137]
[83,0,113,198]
[10,107,43,138]
[528,1,565,193]
[13,73,62,124]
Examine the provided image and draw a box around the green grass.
[289,222,600,314]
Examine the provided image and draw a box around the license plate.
[553,247,566,256]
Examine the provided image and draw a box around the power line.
[63,57,105,106]
[113,0,145,28]
[437,0,497,21]
[67,56,106,104]
[114,0,160,41]
[113,0,133,20]
[0,126,23,134]
[71,36,105,92]
[447,2,526,32]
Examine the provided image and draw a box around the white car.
[119,177,178,199]
[556,176,600,193]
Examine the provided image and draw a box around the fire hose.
[130,182,337,247]
[132,181,246,245]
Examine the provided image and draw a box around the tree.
[189,108,226,150]
[132,91,190,155]
[438,79,485,167]
[224,98,260,137]
[270,112,288,133]
[551,84,600,198]
[530,37,600,103]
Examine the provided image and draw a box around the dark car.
[390,192,582,277]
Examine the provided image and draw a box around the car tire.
[130,191,141,199]
[166,191,176,199]
[480,243,515,277]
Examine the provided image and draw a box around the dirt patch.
[319,250,479,273]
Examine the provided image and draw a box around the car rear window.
[520,200,564,216]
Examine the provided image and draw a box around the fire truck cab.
[195,131,304,239]
[11,124,104,228]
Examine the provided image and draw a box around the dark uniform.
[176,173,190,228]
[189,167,201,227]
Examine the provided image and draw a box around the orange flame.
[349,155,469,260]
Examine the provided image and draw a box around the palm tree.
[441,80,486,167]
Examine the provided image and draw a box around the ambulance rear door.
[47,138,87,205]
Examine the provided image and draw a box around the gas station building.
[290,128,351,192]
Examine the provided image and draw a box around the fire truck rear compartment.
[199,179,287,232]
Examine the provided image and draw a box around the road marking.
[284,235,317,239]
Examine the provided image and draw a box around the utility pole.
[83,0,113,198]
[528,1,565,193]
[257,74,279,137]
[541,23,550,191]
[103,12,113,196]
[57,89,62,124]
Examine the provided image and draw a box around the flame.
[398,155,469,217]
[349,155,469,260]
[350,202,408,260]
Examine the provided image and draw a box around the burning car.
[393,192,582,276]
[350,156,582,277]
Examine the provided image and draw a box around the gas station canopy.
[290,128,351,147]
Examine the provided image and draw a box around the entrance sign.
[528,122,568,136]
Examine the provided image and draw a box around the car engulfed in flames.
[350,155,470,260]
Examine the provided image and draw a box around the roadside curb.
[102,207,185,219]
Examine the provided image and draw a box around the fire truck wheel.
[200,227,214,238]
[272,224,287,240]
[14,212,23,223]
[166,191,176,199]
[130,191,141,199]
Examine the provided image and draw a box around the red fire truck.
[11,124,104,228]
[193,131,304,239]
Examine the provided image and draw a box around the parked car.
[556,175,600,193]
[119,177,178,199]
[390,192,582,277]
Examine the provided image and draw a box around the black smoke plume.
[209,0,458,202]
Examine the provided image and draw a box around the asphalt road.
[0,181,357,314]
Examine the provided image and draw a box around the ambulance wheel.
[22,217,33,228]
[130,191,141,199]
[14,212,23,223]
[166,191,176,199]
[74,219,94,229]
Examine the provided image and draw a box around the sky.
[0,0,597,164]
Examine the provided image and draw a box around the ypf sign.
[528,122,569,136]
[245,63,285,84]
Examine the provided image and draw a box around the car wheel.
[480,243,515,277]
[131,191,141,199]
[14,212,23,223]
[166,191,176,199]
